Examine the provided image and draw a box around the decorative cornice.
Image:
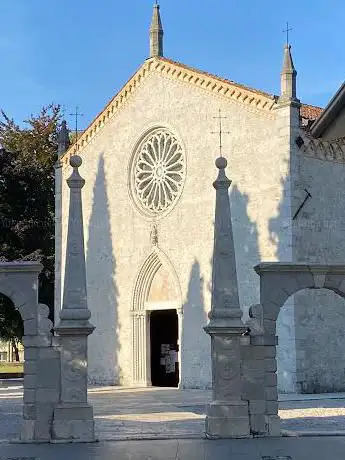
[0,262,43,273]
[298,133,345,164]
[155,58,278,113]
[61,57,278,168]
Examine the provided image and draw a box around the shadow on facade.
[291,175,345,395]
[230,184,261,322]
[269,171,345,394]
[206,183,261,321]
[86,154,121,385]
[181,259,208,389]
[269,173,297,393]
[200,180,261,389]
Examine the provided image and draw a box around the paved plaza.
[1,380,345,444]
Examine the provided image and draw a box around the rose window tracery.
[129,128,186,217]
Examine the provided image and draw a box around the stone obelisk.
[204,156,250,438]
[53,155,95,442]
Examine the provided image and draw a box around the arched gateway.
[255,263,345,329]
[0,261,54,441]
[247,262,345,436]
[131,246,182,387]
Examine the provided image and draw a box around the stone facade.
[57,62,293,388]
[55,13,345,392]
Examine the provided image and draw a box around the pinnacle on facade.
[57,120,70,157]
[150,2,164,57]
[280,44,298,102]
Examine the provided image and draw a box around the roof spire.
[57,120,70,157]
[150,2,163,57]
[280,43,298,102]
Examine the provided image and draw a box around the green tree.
[0,294,23,362]
[0,104,61,326]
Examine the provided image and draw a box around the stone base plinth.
[52,404,96,443]
[21,419,51,443]
[266,415,281,437]
[205,401,251,438]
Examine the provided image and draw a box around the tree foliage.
[0,294,23,361]
[0,104,61,325]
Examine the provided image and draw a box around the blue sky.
[0,0,344,129]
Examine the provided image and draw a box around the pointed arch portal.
[131,248,182,387]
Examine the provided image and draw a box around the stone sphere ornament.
[70,155,82,168]
[129,128,186,218]
[215,156,227,169]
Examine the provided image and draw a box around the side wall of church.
[58,69,292,387]
[292,148,345,392]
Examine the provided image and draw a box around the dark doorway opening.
[150,309,179,387]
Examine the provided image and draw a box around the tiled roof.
[300,104,323,121]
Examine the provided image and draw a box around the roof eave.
[311,81,345,138]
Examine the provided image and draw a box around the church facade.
[55,5,345,392]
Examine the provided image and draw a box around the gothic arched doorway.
[131,248,182,387]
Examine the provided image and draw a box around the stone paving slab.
[1,384,345,442]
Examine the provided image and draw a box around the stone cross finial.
[57,120,70,157]
[283,21,292,46]
[211,110,230,158]
[150,2,164,57]
[208,156,242,328]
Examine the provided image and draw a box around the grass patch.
[0,362,24,374]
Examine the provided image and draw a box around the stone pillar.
[131,311,151,386]
[177,307,183,387]
[263,337,280,437]
[204,157,250,439]
[242,304,280,437]
[53,155,95,443]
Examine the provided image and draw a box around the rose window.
[130,128,186,217]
